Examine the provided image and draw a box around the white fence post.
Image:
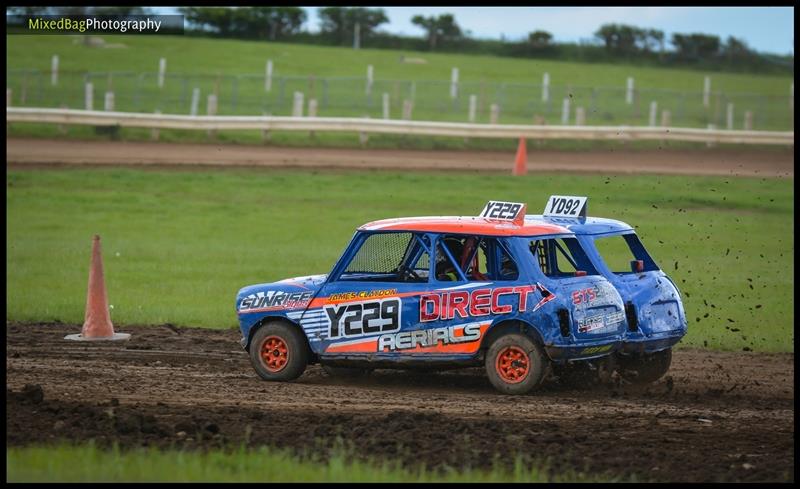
[382,92,390,119]
[450,67,459,99]
[151,110,161,141]
[366,65,373,96]
[104,91,114,111]
[626,77,634,105]
[661,110,671,127]
[648,101,658,127]
[575,106,586,126]
[542,72,550,102]
[744,111,753,131]
[51,55,59,86]
[5,89,11,133]
[262,111,271,142]
[292,91,304,117]
[561,97,570,125]
[489,104,499,124]
[402,99,413,120]
[265,59,273,92]
[468,94,477,123]
[726,102,734,130]
[353,22,361,49]
[359,115,370,146]
[308,99,318,138]
[158,57,167,89]
[58,103,68,134]
[190,88,200,116]
[706,123,715,148]
[84,82,93,111]
[206,95,217,139]
[703,76,711,108]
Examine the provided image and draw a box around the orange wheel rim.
[260,335,289,372]
[495,346,530,384]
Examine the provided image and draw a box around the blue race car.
[236,197,686,394]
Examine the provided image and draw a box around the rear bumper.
[621,330,684,354]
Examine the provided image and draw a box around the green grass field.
[6,34,795,130]
[6,168,793,352]
[6,443,617,482]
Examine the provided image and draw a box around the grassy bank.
[6,34,794,130]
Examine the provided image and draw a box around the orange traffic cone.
[65,235,130,341]
[512,137,527,176]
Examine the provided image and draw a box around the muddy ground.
[6,137,795,177]
[6,322,794,482]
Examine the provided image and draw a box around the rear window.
[593,234,659,274]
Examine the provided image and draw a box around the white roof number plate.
[544,195,588,218]
[480,201,526,222]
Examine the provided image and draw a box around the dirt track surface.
[6,137,794,177]
[6,323,794,482]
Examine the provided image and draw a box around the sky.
[159,6,794,55]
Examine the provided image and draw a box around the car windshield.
[338,232,429,283]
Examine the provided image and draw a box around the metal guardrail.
[6,107,795,145]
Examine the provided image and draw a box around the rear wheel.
[616,348,672,384]
[485,333,549,395]
[250,321,308,381]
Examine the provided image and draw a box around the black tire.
[485,333,549,395]
[249,321,308,381]
[554,355,617,388]
[321,365,373,378]
[553,361,597,388]
[616,348,672,384]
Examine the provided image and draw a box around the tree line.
[7,6,792,75]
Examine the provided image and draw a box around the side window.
[530,237,599,278]
[593,234,658,274]
[434,235,518,282]
[340,232,428,282]
[435,238,463,282]
[495,241,519,280]
[410,248,431,279]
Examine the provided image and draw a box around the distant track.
[6,137,794,177]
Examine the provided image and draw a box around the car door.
[312,231,435,358]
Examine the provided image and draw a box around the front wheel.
[249,321,309,381]
[485,333,549,395]
[616,348,672,384]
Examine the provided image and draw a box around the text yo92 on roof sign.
[544,195,588,218]
[479,201,527,223]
